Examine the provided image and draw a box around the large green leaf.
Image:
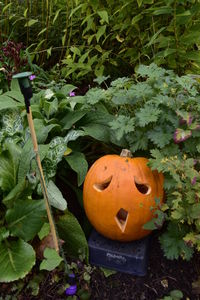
[17,140,35,182]
[3,178,28,208]
[0,143,22,192]
[65,151,88,186]
[0,239,35,282]
[0,94,23,111]
[6,199,46,241]
[81,124,110,142]
[47,180,67,211]
[57,211,88,260]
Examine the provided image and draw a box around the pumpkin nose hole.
[93,176,112,191]
[115,208,129,232]
[134,178,151,195]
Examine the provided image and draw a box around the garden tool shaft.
[13,72,59,252]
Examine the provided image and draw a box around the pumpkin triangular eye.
[134,177,151,195]
[93,176,112,191]
[115,208,129,232]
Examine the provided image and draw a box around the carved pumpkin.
[83,149,164,241]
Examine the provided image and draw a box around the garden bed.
[1,232,199,300]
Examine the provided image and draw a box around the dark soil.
[1,233,200,300]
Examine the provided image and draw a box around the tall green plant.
[1,0,200,81]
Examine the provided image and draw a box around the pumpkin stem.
[120,149,133,158]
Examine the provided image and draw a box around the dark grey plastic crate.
[88,230,150,276]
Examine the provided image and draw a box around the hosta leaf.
[65,152,88,186]
[6,199,46,241]
[0,239,35,282]
[57,211,88,260]
[47,180,67,211]
[39,248,63,271]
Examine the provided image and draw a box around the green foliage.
[2,1,200,82]
[39,248,63,271]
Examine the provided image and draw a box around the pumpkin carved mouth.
[115,208,129,232]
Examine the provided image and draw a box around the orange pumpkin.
[83,149,164,241]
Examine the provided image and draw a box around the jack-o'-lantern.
[83,149,164,241]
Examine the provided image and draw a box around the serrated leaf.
[6,199,46,241]
[136,106,161,127]
[148,128,172,148]
[47,180,67,211]
[65,152,88,186]
[39,248,63,271]
[0,239,35,282]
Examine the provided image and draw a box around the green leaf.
[0,94,23,111]
[0,239,35,282]
[109,115,135,141]
[97,11,109,24]
[96,25,106,43]
[57,211,88,260]
[25,19,38,27]
[148,128,172,148]
[136,106,161,127]
[34,119,59,144]
[43,98,58,119]
[60,85,76,96]
[3,178,28,208]
[100,267,117,277]
[61,110,87,130]
[81,123,110,142]
[47,180,67,211]
[170,289,183,299]
[52,8,62,24]
[6,199,46,241]
[136,0,143,7]
[0,143,22,192]
[38,223,50,240]
[65,152,88,186]
[4,90,24,103]
[39,248,63,271]
[0,228,9,243]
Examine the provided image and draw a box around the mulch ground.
[1,233,200,300]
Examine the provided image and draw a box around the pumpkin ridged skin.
[83,154,164,241]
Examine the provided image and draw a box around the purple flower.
[29,74,36,81]
[191,177,197,185]
[69,91,75,97]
